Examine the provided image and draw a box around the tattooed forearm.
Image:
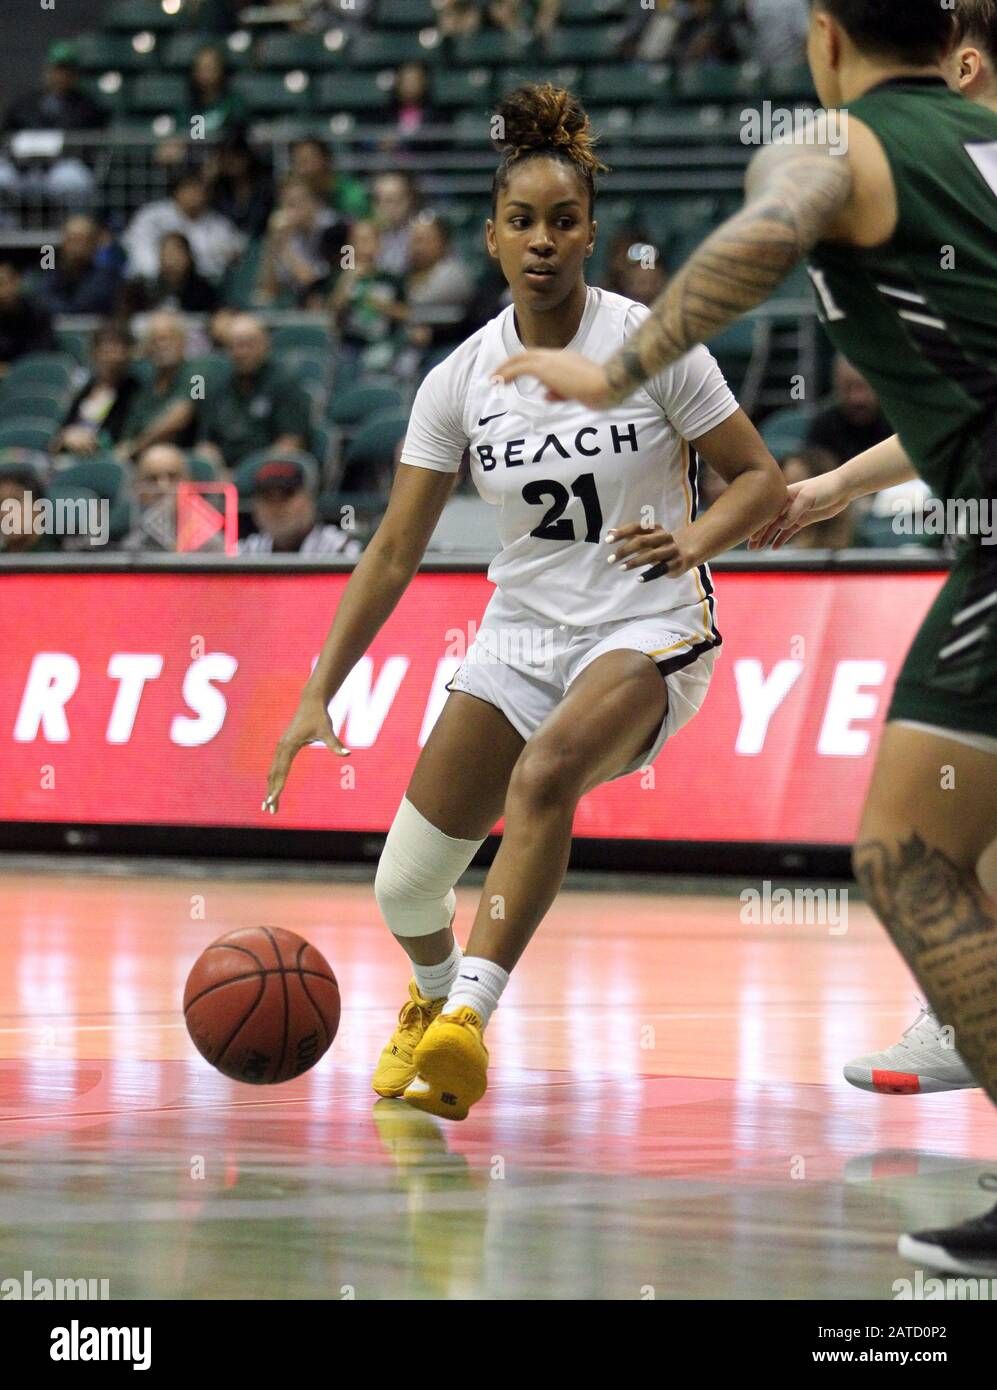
[602,146,853,405]
[854,832,997,1103]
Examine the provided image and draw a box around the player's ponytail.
[491,83,609,215]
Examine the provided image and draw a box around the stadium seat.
[344,410,409,472]
[159,33,228,70]
[349,31,439,68]
[543,26,622,64]
[103,0,184,31]
[635,105,734,144]
[2,354,81,391]
[432,68,492,109]
[255,32,346,72]
[315,72,393,114]
[54,457,127,510]
[0,419,56,452]
[231,72,314,118]
[674,64,757,103]
[328,385,403,427]
[377,0,436,28]
[561,0,625,19]
[586,63,671,105]
[452,110,494,147]
[75,32,156,73]
[125,74,188,114]
[0,393,68,423]
[759,408,811,458]
[54,332,90,365]
[272,324,330,354]
[766,63,818,101]
[496,64,583,99]
[454,32,530,67]
[584,106,634,140]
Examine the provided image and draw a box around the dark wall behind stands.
[1,0,106,110]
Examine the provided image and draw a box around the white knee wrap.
[374,796,485,938]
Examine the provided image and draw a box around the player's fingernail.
[607,553,617,564]
[605,532,616,542]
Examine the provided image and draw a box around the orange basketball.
[183,926,340,1084]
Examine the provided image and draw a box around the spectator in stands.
[744,0,810,66]
[0,452,59,555]
[51,325,141,457]
[116,312,200,463]
[372,171,419,277]
[780,446,857,549]
[119,443,193,552]
[402,213,475,352]
[30,215,121,317]
[206,133,274,238]
[289,138,369,221]
[0,42,105,209]
[195,314,312,470]
[805,354,892,467]
[239,451,362,557]
[439,0,560,39]
[255,177,347,309]
[122,231,219,317]
[3,42,107,135]
[179,45,248,139]
[0,261,56,374]
[123,172,245,284]
[380,63,444,156]
[619,0,740,64]
[329,219,405,376]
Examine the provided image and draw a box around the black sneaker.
[898,1175,997,1276]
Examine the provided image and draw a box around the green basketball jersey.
[807,78,997,502]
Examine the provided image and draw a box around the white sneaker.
[843,1005,979,1094]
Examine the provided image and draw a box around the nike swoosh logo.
[459,974,480,982]
[477,412,508,425]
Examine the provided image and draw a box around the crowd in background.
[0,1,917,557]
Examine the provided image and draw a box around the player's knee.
[509,739,587,810]
[373,796,482,938]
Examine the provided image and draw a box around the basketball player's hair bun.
[495,83,609,177]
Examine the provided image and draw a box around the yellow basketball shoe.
[371,981,447,1098]
[403,1008,489,1122]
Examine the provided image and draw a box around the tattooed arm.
[493,140,855,407]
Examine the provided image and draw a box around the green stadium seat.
[231,72,314,117]
[451,110,494,147]
[760,408,811,458]
[75,32,156,72]
[272,324,331,354]
[255,32,346,72]
[543,26,620,64]
[709,318,763,376]
[633,104,733,144]
[3,354,80,390]
[495,64,583,101]
[377,0,436,28]
[315,72,393,114]
[765,62,818,101]
[454,32,530,67]
[53,456,127,504]
[159,32,227,70]
[328,385,403,427]
[103,0,184,31]
[218,239,264,310]
[54,331,90,365]
[345,410,409,471]
[674,64,756,103]
[125,74,187,114]
[587,63,671,105]
[187,456,220,484]
[561,0,625,18]
[584,105,634,140]
[0,393,67,423]
[349,31,438,68]
[0,419,56,452]
[432,67,492,109]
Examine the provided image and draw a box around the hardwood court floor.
[0,858,993,1300]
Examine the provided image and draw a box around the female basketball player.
[263,85,786,1121]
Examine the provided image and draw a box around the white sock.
[412,939,463,1001]
[445,956,509,1027]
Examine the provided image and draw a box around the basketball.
[183,926,340,1085]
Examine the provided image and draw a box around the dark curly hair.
[491,83,609,217]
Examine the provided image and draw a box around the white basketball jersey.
[400,285,739,631]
